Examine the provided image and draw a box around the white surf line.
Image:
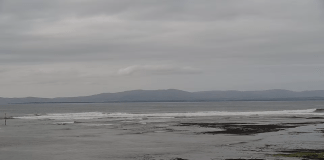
[14,109,324,120]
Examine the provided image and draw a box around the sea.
[1,101,324,120]
[1,101,324,160]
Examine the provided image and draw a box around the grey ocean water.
[1,101,323,118]
[1,101,324,160]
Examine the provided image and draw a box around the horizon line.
[1,88,324,99]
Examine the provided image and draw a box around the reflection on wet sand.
[1,114,324,160]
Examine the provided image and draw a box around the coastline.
[1,111,324,160]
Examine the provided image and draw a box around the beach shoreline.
[1,112,324,160]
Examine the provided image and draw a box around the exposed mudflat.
[179,123,299,135]
[1,115,324,160]
[274,149,324,160]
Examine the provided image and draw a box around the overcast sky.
[0,0,324,98]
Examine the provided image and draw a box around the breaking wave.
[14,109,324,120]
[314,109,324,113]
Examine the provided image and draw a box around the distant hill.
[1,89,324,104]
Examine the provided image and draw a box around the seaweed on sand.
[170,158,188,160]
[274,149,324,160]
[179,123,297,135]
[225,159,264,160]
[274,152,324,159]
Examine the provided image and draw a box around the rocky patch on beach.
[307,117,324,119]
[179,121,324,135]
[274,149,324,160]
[225,159,264,160]
[179,123,298,135]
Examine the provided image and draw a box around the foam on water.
[54,121,75,125]
[14,109,324,120]
[17,112,107,120]
[80,124,114,126]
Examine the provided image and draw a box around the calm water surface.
[0,101,323,117]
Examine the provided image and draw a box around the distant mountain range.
[1,89,324,104]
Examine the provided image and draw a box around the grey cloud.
[1,0,323,61]
[117,65,202,76]
[0,0,323,97]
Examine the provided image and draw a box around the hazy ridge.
[1,89,324,104]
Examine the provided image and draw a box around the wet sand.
[1,115,324,160]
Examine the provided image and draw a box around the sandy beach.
[1,112,324,160]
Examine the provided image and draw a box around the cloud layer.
[117,65,202,76]
[0,0,324,97]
